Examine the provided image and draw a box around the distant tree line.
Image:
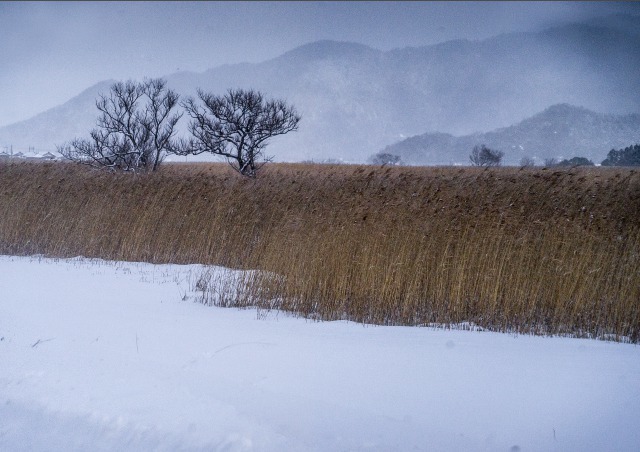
[478,144,640,168]
[541,145,640,168]
[601,144,640,166]
[58,78,301,177]
[368,143,640,168]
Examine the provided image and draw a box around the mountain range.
[1,14,639,164]
[380,104,640,166]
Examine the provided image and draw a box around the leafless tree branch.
[469,144,504,167]
[58,78,182,172]
[179,88,301,177]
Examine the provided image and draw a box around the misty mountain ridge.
[0,81,115,154]
[381,103,640,166]
[585,13,640,37]
[1,14,639,163]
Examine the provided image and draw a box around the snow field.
[1,255,639,451]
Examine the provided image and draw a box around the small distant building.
[0,151,10,159]
[41,152,57,160]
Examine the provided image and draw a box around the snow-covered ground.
[1,255,639,452]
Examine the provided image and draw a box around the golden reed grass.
[1,160,638,341]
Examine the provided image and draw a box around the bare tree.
[180,89,301,177]
[519,156,536,167]
[369,152,403,166]
[58,78,181,172]
[469,144,504,167]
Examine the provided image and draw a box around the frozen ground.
[1,255,639,451]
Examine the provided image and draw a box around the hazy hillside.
[0,81,115,154]
[381,104,640,166]
[1,15,639,162]
[586,13,640,37]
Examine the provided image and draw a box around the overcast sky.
[1,1,639,127]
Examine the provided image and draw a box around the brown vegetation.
[1,160,638,341]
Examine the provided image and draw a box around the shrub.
[369,152,403,166]
[557,156,594,167]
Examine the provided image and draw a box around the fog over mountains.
[383,104,640,166]
[1,14,639,165]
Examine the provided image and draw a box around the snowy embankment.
[1,255,639,452]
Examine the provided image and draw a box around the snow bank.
[1,255,639,451]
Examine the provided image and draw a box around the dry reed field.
[1,160,638,341]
